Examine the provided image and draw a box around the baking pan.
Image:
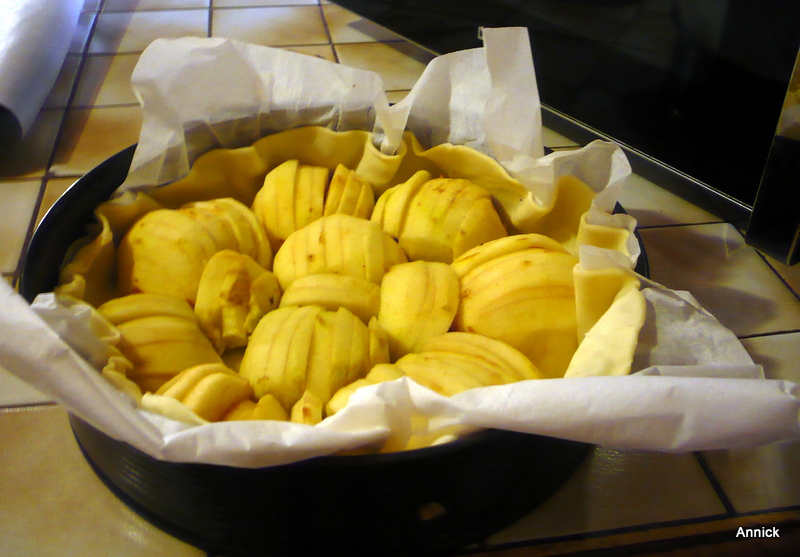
[20,144,648,556]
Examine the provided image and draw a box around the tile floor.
[1,1,800,556]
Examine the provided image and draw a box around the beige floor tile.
[0,110,65,181]
[761,253,800,298]
[618,174,723,227]
[0,367,53,406]
[637,223,800,337]
[281,44,337,62]
[35,178,77,226]
[212,6,328,47]
[488,447,726,545]
[104,0,210,9]
[215,0,318,6]
[703,441,800,514]
[741,332,800,384]
[73,53,141,107]
[51,106,143,176]
[0,406,205,557]
[42,55,82,110]
[323,4,405,43]
[0,181,41,274]
[335,42,435,91]
[701,332,800,513]
[89,10,209,54]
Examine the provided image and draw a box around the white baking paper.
[0,0,82,142]
[2,28,799,468]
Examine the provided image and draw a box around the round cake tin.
[20,145,647,556]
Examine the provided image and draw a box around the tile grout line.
[733,225,800,302]
[101,6,211,14]
[693,452,738,516]
[737,328,800,341]
[635,221,728,231]
[636,220,800,301]
[0,174,46,286]
[0,402,58,412]
[64,101,140,111]
[478,512,737,554]
[208,0,214,37]
[754,249,800,303]
[316,0,340,64]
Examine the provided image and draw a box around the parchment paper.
[2,28,798,468]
